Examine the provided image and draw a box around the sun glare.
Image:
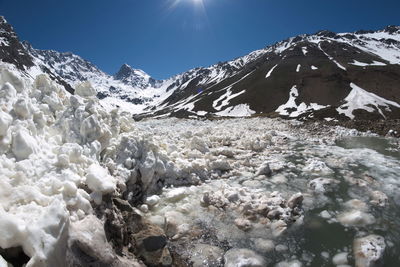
[165,0,210,31]
[169,0,205,9]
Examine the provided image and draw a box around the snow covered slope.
[0,62,188,266]
[146,26,400,119]
[1,15,400,120]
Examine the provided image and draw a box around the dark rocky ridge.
[114,64,159,89]
[0,16,34,70]
[0,16,75,94]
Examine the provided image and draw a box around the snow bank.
[0,64,172,266]
[215,104,256,117]
[276,85,327,117]
[337,83,400,119]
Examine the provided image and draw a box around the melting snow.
[215,104,256,117]
[332,33,400,65]
[276,86,327,117]
[302,47,308,55]
[311,65,318,70]
[349,60,386,67]
[266,64,278,78]
[0,37,8,46]
[213,88,246,111]
[318,44,347,71]
[337,83,400,119]
[360,32,400,42]
[196,111,208,116]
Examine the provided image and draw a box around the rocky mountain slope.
[1,16,400,120]
[145,27,400,120]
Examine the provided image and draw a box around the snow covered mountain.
[1,15,400,120]
[145,26,400,120]
[114,63,158,89]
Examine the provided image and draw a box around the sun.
[168,0,205,9]
[165,0,210,30]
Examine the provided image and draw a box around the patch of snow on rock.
[265,64,278,78]
[337,83,400,119]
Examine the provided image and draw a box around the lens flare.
[164,0,211,32]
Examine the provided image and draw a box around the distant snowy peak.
[23,42,105,85]
[114,63,157,89]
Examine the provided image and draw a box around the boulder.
[255,163,272,177]
[353,235,385,267]
[133,223,172,266]
[287,193,303,209]
[67,215,143,267]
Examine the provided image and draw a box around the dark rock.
[381,38,399,45]
[142,236,168,252]
[112,198,134,212]
[384,25,400,34]
[66,215,144,267]
[133,224,172,266]
[355,30,375,34]
[0,17,34,70]
[316,30,337,38]
[286,193,304,209]
[0,246,30,267]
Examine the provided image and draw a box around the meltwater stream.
[137,119,400,266]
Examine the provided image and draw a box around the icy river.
[136,118,400,267]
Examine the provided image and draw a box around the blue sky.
[1,0,399,79]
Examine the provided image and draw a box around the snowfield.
[0,64,170,266]
[0,63,400,266]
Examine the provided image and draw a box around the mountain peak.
[119,63,132,72]
[116,63,148,78]
[0,15,34,70]
[315,30,337,38]
[384,25,400,34]
[114,63,154,89]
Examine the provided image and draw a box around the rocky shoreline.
[324,119,400,138]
